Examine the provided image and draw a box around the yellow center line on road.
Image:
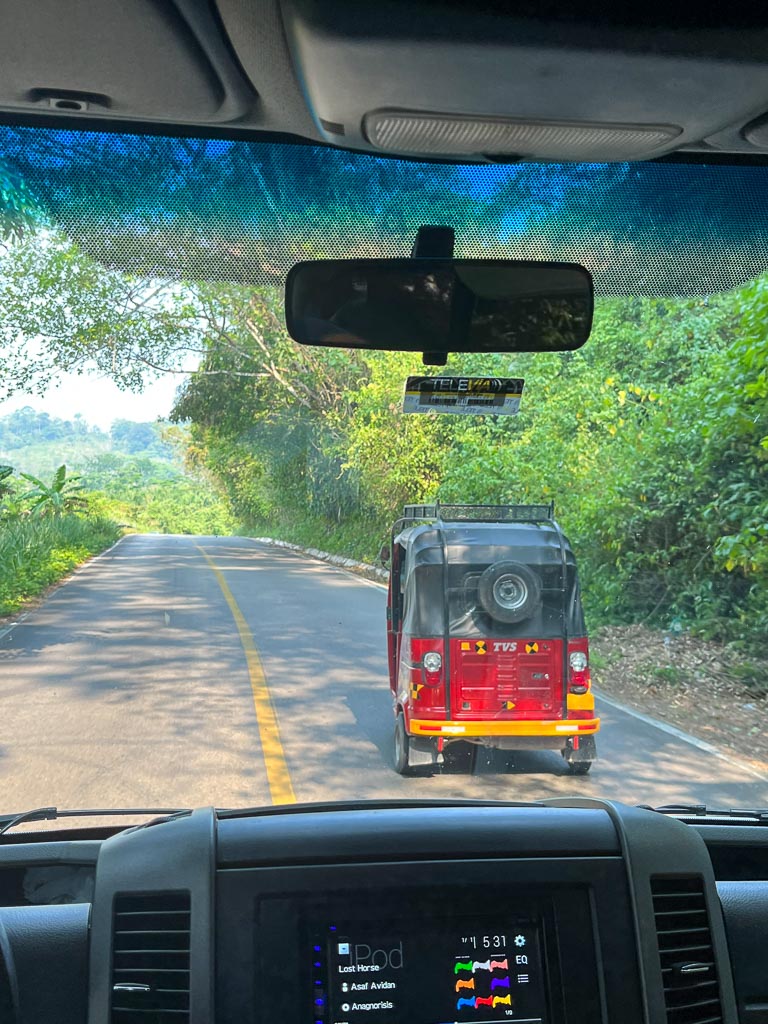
[196,545,296,805]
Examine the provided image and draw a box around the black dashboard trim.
[718,881,768,1024]
[0,802,761,1024]
[0,903,90,1023]
[216,806,621,866]
[548,797,741,1024]
[0,841,101,865]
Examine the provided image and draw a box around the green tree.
[0,160,40,242]
[0,231,201,399]
[110,420,164,455]
[172,284,370,526]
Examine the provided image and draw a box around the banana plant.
[19,464,88,518]
[0,465,14,500]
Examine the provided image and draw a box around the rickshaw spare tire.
[477,561,541,624]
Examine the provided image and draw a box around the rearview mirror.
[285,259,593,357]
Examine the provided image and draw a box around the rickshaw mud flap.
[410,735,439,754]
[407,736,440,767]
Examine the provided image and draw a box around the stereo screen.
[312,919,547,1024]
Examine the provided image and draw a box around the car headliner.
[1,1,768,164]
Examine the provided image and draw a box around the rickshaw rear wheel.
[562,736,596,774]
[393,713,413,775]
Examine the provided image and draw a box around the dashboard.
[0,800,766,1024]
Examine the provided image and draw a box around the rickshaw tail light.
[423,651,443,674]
[569,650,589,672]
[568,641,591,693]
[407,638,446,713]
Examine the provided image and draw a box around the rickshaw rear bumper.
[408,718,600,741]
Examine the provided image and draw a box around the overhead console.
[278,0,768,161]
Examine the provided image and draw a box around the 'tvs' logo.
[493,642,518,652]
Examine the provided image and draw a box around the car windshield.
[0,126,766,815]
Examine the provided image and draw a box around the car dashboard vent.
[651,876,723,1024]
[112,891,191,1022]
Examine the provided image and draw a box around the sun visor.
[0,0,252,125]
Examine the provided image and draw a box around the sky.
[0,371,184,430]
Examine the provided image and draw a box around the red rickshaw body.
[386,504,598,772]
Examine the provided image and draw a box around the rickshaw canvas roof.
[394,520,577,572]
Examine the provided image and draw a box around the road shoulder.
[592,624,768,778]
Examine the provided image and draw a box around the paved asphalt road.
[1,533,766,813]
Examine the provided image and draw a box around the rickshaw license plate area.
[452,641,562,717]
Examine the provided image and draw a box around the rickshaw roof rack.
[401,502,556,524]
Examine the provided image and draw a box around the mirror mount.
[410,225,455,258]
[412,225,455,366]
[422,351,448,366]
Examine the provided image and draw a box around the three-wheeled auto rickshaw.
[385,502,599,774]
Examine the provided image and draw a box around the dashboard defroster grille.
[111,891,191,1022]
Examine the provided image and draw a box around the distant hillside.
[0,407,178,478]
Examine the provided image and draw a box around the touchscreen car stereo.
[313,918,547,1024]
[217,847,638,1024]
[233,864,624,1024]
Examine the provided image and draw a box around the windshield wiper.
[0,806,191,836]
[646,803,768,824]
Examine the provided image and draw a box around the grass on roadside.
[253,512,386,564]
[0,514,122,615]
